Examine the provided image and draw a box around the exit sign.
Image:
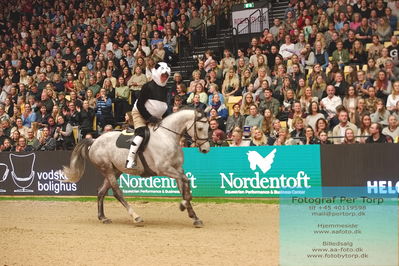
[244,2,254,8]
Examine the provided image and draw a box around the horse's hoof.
[102,218,112,224]
[193,220,203,228]
[179,203,186,211]
[134,216,144,226]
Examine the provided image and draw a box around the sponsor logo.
[0,163,9,192]
[119,172,197,195]
[220,149,311,195]
[367,180,399,194]
[10,153,36,192]
[37,170,77,194]
[247,149,276,173]
[0,153,77,194]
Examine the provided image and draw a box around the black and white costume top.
[133,80,168,120]
[133,62,171,120]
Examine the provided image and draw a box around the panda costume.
[126,62,171,169]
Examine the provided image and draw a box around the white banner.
[232,7,269,35]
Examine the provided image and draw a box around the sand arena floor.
[0,200,279,266]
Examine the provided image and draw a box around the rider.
[126,62,171,169]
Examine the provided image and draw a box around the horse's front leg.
[177,174,203,228]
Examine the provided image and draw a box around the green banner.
[118,145,321,197]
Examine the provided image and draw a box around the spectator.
[12,137,34,152]
[332,109,358,144]
[332,41,350,68]
[279,35,296,60]
[207,83,224,106]
[221,68,240,97]
[259,88,280,116]
[343,128,359,144]
[38,127,56,151]
[226,103,245,136]
[66,102,80,127]
[331,72,349,99]
[302,126,319,144]
[343,86,360,121]
[273,127,296,146]
[300,87,318,112]
[206,94,228,120]
[376,48,393,69]
[320,85,342,121]
[1,138,12,152]
[230,129,250,147]
[0,105,9,122]
[54,116,74,150]
[0,128,6,146]
[210,129,229,147]
[128,66,147,105]
[96,88,114,130]
[306,101,325,130]
[220,49,236,74]
[250,127,268,146]
[103,125,114,133]
[187,83,208,105]
[188,94,206,111]
[189,10,202,47]
[77,100,95,139]
[373,70,393,102]
[288,101,307,129]
[382,115,399,142]
[26,129,40,150]
[189,70,206,94]
[356,18,372,44]
[114,77,130,123]
[366,123,390,143]
[11,117,29,138]
[357,114,372,143]
[175,84,189,106]
[371,99,390,126]
[318,130,332,144]
[312,41,329,70]
[244,105,263,130]
[375,17,392,42]
[386,81,399,111]
[387,36,398,66]
[260,108,275,137]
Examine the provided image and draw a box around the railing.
[231,1,271,54]
[233,1,270,35]
[176,2,232,79]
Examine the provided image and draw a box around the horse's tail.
[63,138,94,183]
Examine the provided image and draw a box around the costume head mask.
[152,62,171,87]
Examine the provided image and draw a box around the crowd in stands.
[0,0,398,152]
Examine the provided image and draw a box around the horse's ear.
[195,109,202,118]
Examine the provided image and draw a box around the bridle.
[155,111,209,148]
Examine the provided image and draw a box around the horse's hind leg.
[178,175,203,228]
[108,174,144,225]
[97,178,112,224]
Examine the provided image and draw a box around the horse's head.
[188,110,210,154]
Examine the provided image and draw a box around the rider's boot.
[126,135,144,169]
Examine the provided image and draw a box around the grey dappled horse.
[63,109,210,227]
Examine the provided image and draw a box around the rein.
[154,111,209,148]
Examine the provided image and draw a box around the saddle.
[116,127,155,177]
[115,127,150,151]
